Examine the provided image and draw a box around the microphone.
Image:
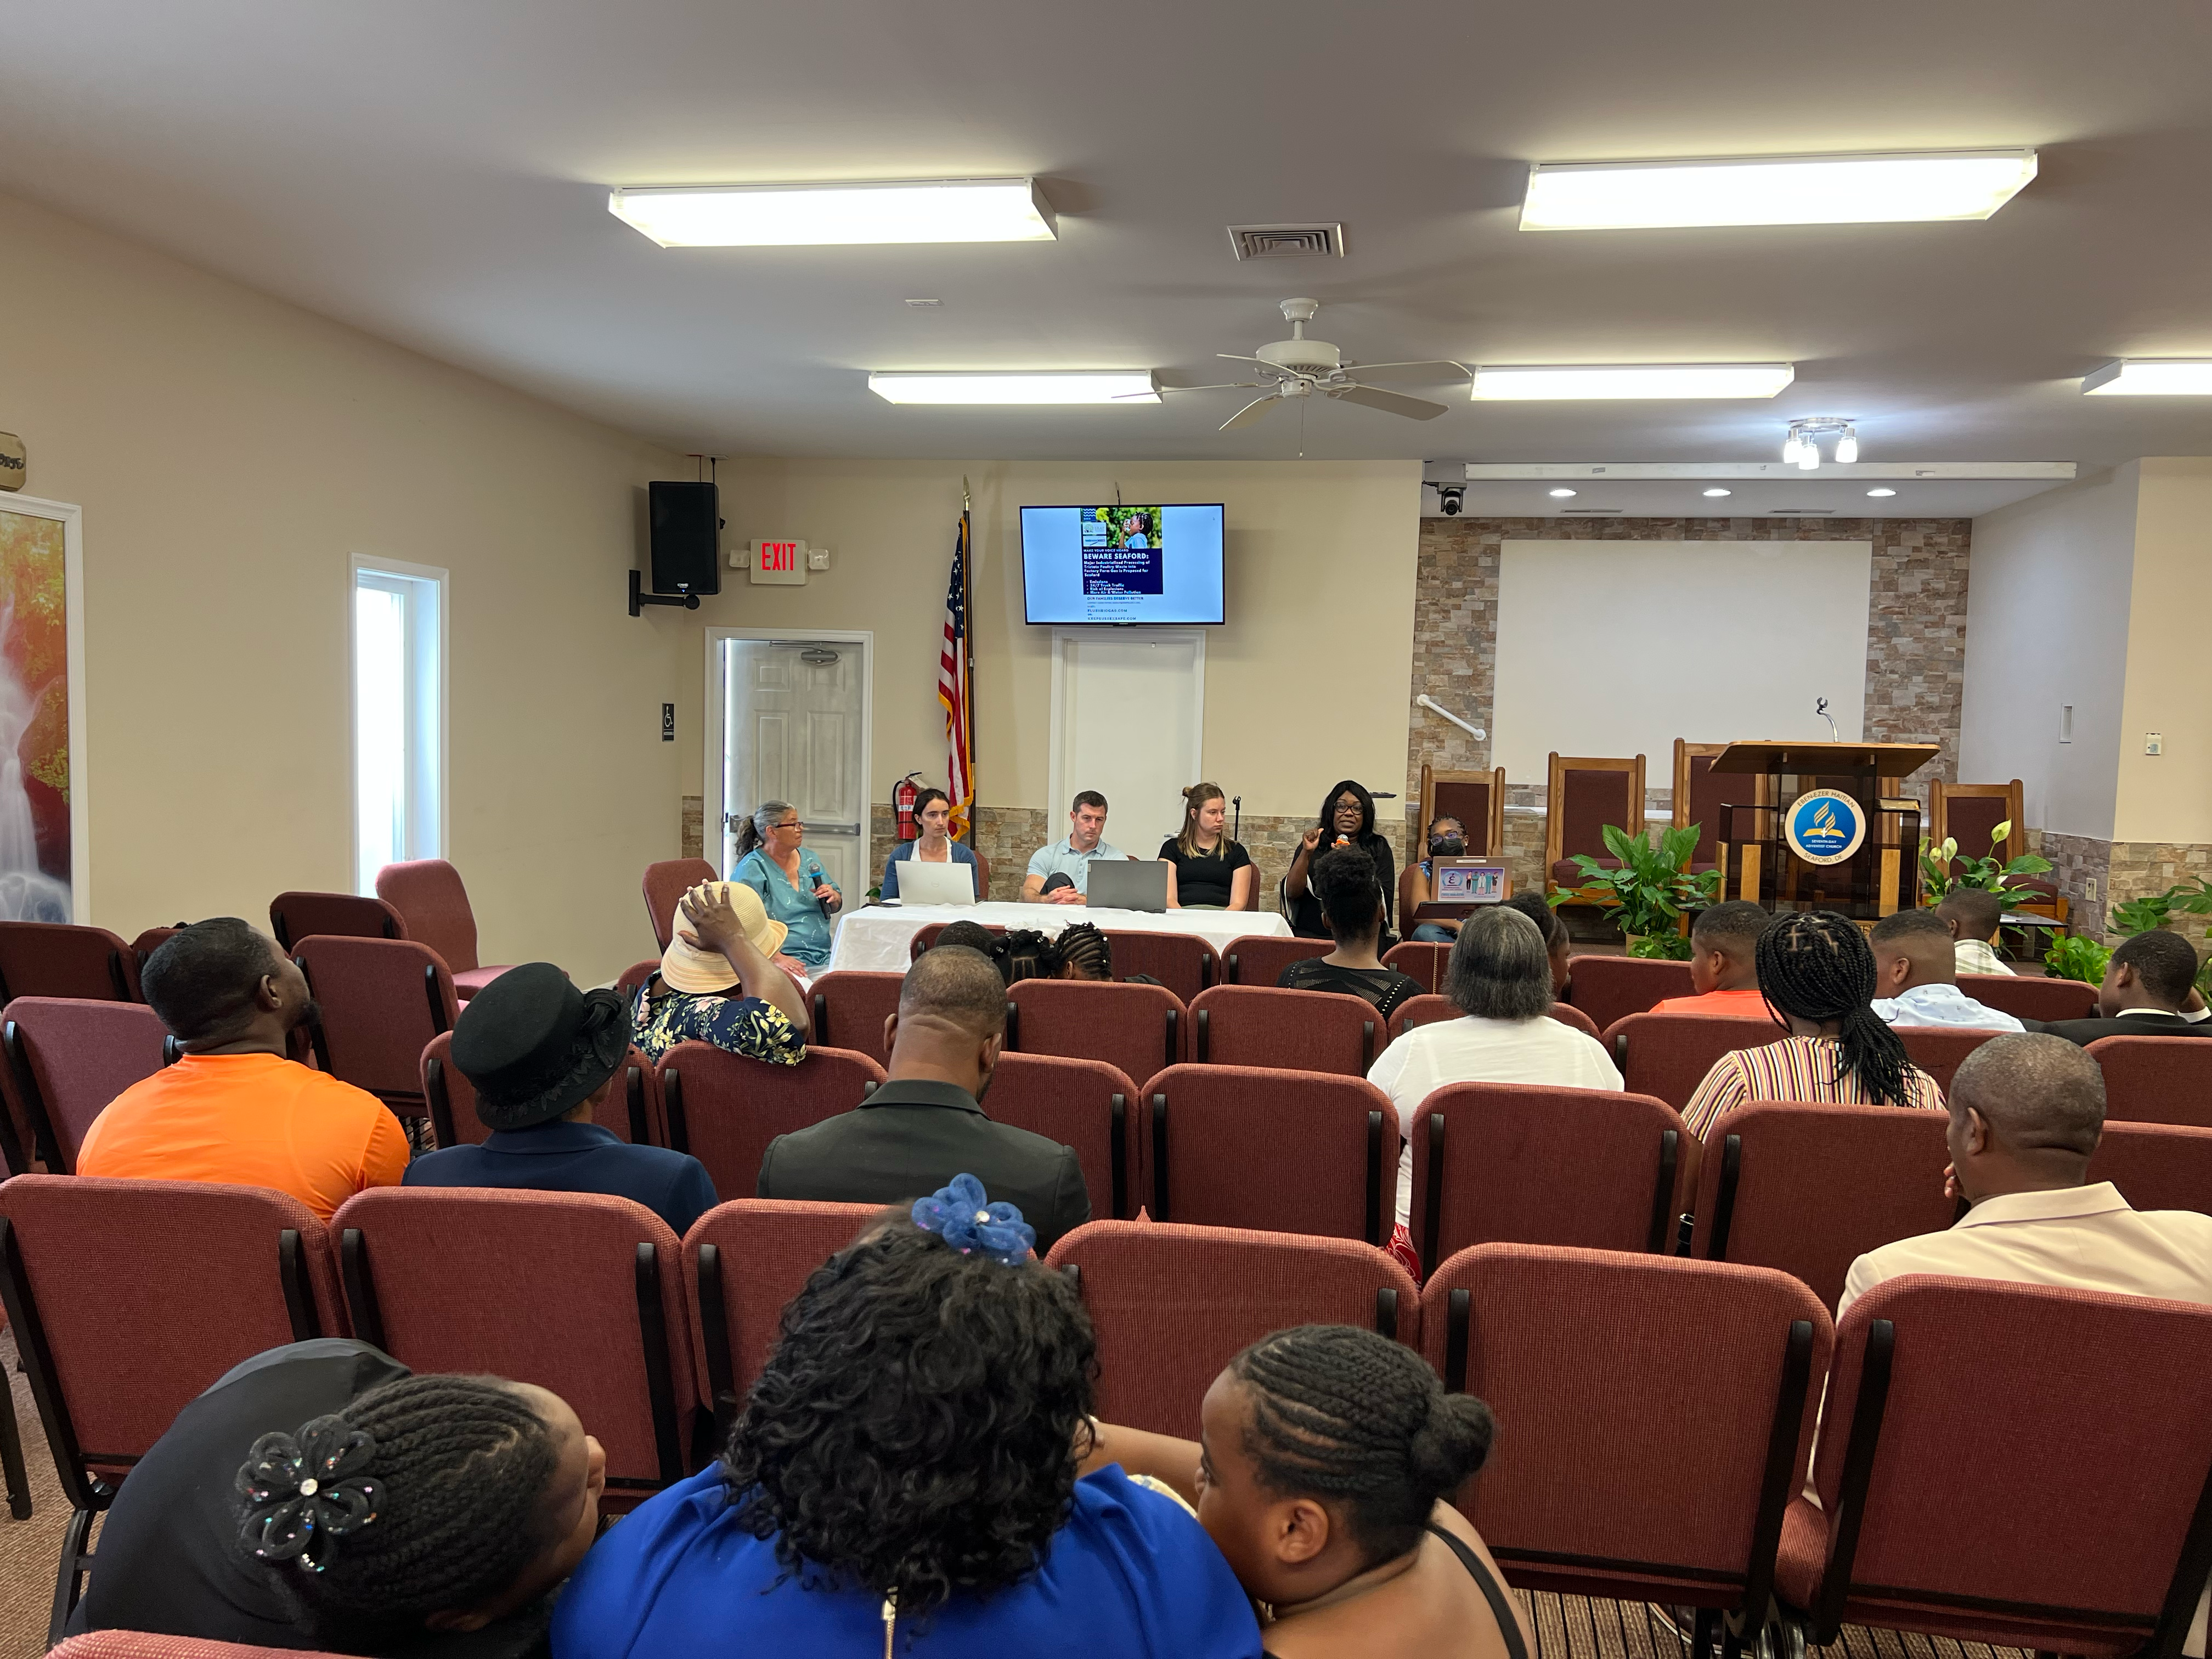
[1231,795,1242,839]
[1817,697,1838,741]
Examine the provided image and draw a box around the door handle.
[806,822,864,836]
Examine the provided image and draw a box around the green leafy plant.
[1628,932,1694,961]
[1550,822,1719,945]
[2044,934,2112,985]
[2109,877,2212,939]
[1917,820,2053,903]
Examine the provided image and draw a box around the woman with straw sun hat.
[630,882,811,1066]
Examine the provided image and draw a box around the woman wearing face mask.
[1284,781,1396,943]
[1400,817,1467,943]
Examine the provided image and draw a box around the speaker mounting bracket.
[629,568,702,617]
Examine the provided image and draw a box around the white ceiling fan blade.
[1329,384,1451,421]
[1137,382,1270,398]
[1342,359,1474,383]
[1219,394,1280,431]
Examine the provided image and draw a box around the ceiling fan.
[1131,298,1470,430]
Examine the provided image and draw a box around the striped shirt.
[1953,938,2015,977]
[1682,1035,1944,1139]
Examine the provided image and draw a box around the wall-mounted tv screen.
[1020,504,1226,625]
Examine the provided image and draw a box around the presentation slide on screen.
[1021,505,1225,623]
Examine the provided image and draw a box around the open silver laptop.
[1085,859,1169,913]
[896,860,977,906]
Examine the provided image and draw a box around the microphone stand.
[1232,795,1242,841]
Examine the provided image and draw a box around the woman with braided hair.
[992,922,1115,984]
[1680,907,1945,1138]
[71,1338,604,1655]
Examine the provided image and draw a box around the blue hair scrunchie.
[912,1172,1036,1266]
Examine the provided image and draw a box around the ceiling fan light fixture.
[1519,149,2037,230]
[866,372,1159,404]
[1470,363,1795,400]
[2082,359,2212,396]
[609,178,1057,246]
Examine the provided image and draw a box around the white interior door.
[1049,630,1205,858]
[718,636,870,896]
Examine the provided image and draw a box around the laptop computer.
[895,860,977,906]
[1432,860,1508,905]
[1084,859,1170,913]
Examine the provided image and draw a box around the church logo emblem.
[1785,789,1866,867]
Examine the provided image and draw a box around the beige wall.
[2114,457,2212,844]
[682,458,1421,825]
[0,191,685,983]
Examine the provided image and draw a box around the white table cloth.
[825,901,1292,974]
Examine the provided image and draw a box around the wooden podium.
[1711,741,1938,921]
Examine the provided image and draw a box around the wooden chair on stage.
[1929,778,2067,927]
[1545,753,1645,905]
[1401,763,1509,924]
[1673,741,1772,894]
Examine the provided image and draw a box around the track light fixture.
[1782,417,1859,471]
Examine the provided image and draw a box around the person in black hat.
[405,963,718,1237]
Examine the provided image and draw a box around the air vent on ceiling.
[1562,507,1623,514]
[1769,508,1835,515]
[1227,223,1345,260]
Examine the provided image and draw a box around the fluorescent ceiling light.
[2082,359,2212,396]
[867,372,1158,405]
[1470,363,1795,400]
[1520,149,2037,230]
[1867,488,1898,497]
[1702,488,1733,498]
[1547,488,1578,498]
[608,178,1056,246]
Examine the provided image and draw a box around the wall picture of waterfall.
[0,496,86,923]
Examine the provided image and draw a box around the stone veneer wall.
[2034,830,2212,945]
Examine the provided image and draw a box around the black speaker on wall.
[649,482,721,595]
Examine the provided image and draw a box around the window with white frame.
[352,560,446,894]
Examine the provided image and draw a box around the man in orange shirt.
[76,918,409,1219]
[1651,900,1774,1018]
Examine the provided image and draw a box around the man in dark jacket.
[2041,928,2212,1047]
[755,945,1090,1249]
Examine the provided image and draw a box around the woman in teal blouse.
[729,799,842,972]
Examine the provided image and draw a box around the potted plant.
[1917,820,2053,904]
[1550,822,1718,960]
[2042,935,2112,986]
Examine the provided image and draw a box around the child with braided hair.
[72,1338,605,1655]
[1680,907,1945,1138]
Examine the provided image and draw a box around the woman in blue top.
[729,799,842,972]
[552,1179,1263,1659]
[880,786,983,902]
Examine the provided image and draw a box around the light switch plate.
[807,546,831,570]
[2147,732,2164,755]
[2085,878,2099,904]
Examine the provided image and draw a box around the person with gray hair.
[1367,907,1622,1257]
[730,798,843,973]
[1839,1032,2212,1319]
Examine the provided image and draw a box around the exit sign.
[747,538,808,586]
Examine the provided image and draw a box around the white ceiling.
[3,0,2209,468]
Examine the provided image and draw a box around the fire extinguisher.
[893,773,924,842]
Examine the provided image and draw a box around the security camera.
[1437,485,1465,516]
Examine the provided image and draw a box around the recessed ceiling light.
[1548,488,1578,498]
[867,372,1158,405]
[2082,359,2212,396]
[1702,488,1733,498]
[1866,487,1898,498]
[1520,149,2037,230]
[1470,363,1795,400]
[608,179,1057,246]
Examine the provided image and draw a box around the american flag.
[938,512,974,840]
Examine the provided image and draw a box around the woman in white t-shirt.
[1367,907,1622,1259]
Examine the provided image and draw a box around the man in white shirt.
[1866,910,2024,1031]
[1937,888,2016,977]
[1368,907,1621,1237]
[1021,791,1128,905]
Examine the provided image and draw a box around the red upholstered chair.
[1409,1084,1690,1279]
[1778,1277,2212,1654]
[421,1030,656,1149]
[2087,1034,2212,1127]
[1544,752,1646,902]
[1546,1001,1601,1039]
[1894,1025,2004,1094]
[333,1187,694,1502]
[1957,972,2096,1024]
[2089,1120,2212,1216]
[1605,1012,1785,1113]
[1145,1064,1397,1245]
[1190,984,1375,1075]
[1007,979,1184,1093]
[293,936,459,1121]
[1219,933,1330,985]
[643,859,717,952]
[1390,993,1618,1041]
[373,859,513,1000]
[1563,955,1695,1035]
[1688,1103,1956,1312]
[267,891,404,951]
[0,922,139,1003]
[1381,940,1451,992]
[657,1042,885,1200]
[1047,1220,1418,1437]
[985,1052,1141,1220]
[683,1198,876,1437]
[1423,1243,1829,1637]
[2,998,169,1172]
[127,927,182,974]
[0,1176,342,1633]
[1100,930,1217,1004]
[910,922,1007,961]
[806,970,902,1067]
[1675,739,1773,881]
[616,958,659,1004]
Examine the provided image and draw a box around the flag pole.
[961,477,976,850]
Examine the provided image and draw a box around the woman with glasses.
[730,799,842,974]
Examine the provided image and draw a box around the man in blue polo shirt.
[406,962,718,1236]
[1020,789,1129,905]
